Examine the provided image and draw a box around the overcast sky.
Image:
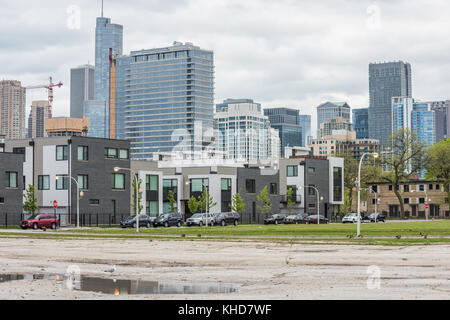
[1,0,450,134]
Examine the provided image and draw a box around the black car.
[264,214,288,225]
[305,215,329,224]
[283,213,308,224]
[368,212,386,223]
[120,215,154,228]
[153,213,183,228]
[214,212,240,226]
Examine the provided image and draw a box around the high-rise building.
[369,61,412,146]
[84,100,108,138]
[112,42,214,159]
[316,102,350,137]
[264,108,302,157]
[299,114,312,146]
[215,99,280,161]
[318,117,353,138]
[45,117,89,137]
[411,102,435,146]
[0,80,26,140]
[70,65,95,118]
[95,15,123,120]
[352,108,369,139]
[28,100,52,138]
[392,96,413,133]
[430,100,450,142]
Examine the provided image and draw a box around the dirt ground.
[0,237,449,300]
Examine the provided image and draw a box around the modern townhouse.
[0,151,24,222]
[4,136,131,225]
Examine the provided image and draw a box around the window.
[270,183,278,195]
[146,201,159,216]
[246,179,256,193]
[389,185,393,191]
[371,185,378,193]
[308,167,315,173]
[56,145,68,161]
[419,198,425,204]
[112,173,125,190]
[0,197,4,204]
[221,178,231,192]
[77,146,88,161]
[419,185,425,191]
[77,175,88,190]
[429,184,433,190]
[56,175,69,190]
[308,185,316,196]
[190,178,208,193]
[119,149,129,159]
[404,198,410,204]
[403,185,409,192]
[163,179,177,195]
[5,172,18,188]
[287,165,298,177]
[38,175,50,190]
[333,167,343,202]
[105,148,118,159]
[89,199,100,205]
[13,147,25,155]
[436,184,440,190]
[146,175,158,191]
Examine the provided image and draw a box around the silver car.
[342,212,358,223]
[186,213,216,227]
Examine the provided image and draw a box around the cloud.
[1,0,450,133]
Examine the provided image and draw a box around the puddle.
[0,274,238,295]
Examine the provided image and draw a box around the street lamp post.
[357,152,379,237]
[56,175,83,228]
[114,167,141,233]
[298,186,322,224]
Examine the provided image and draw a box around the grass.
[56,220,450,237]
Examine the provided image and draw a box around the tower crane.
[25,77,63,116]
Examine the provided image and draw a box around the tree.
[257,186,272,215]
[23,184,39,216]
[230,190,245,213]
[425,138,450,211]
[379,128,428,219]
[131,178,144,215]
[188,196,199,214]
[198,187,216,213]
[167,189,178,213]
[286,187,296,214]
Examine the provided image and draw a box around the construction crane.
[25,77,63,113]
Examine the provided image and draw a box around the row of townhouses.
[0,136,344,225]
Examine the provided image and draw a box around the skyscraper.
[28,100,51,138]
[84,100,107,138]
[299,114,312,146]
[112,42,214,159]
[70,65,95,118]
[316,102,351,137]
[369,61,412,146]
[411,102,435,146]
[352,108,369,139]
[95,14,123,118]
[392,96,413,133]
[0,80,26,140]
[430,100,450,142]
[264,108,302,156]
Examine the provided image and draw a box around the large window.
[146,175,158,191]
[56,175,69,190]
[112,173,125,190]
[221,178,232,192]
[287,165,298,177]
[56,145,68,161]
[77,175,89,190]
[246,179,256,193]
[38,175,50,190]
[190,178,209,193]
[270,183,278,195]
[105,148,118,159]
[119,149,129,159]
[77,146,88,161]
[5,172,18,188]
[163,179,177,194]
[333,167,343,202]
[146,201,159,217]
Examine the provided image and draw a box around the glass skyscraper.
[95,16,123,121]
[316,102,351,137]
[70,65,95,119]
[369,61,412,146]
[84,100,108,138]
[411,102,435,146]
[352,108,369,139]
[299,114,311,146]
[392,97,413,133]
[113,42,214,159]
[264,108,302,156]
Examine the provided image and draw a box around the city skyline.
[1,0,450,136]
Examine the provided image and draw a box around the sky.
[1,0,450,135]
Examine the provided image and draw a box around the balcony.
[280,195,302,204]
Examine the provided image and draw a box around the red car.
[20,214,59,230]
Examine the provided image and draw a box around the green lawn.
[57,220,450,237]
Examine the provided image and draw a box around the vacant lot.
[0,236,449,300]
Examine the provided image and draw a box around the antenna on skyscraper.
[101,0,104,17]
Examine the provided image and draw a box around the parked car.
[186,213,216,227]
[214,212,240,226]
[120,214,154,228]
[361,215,372,223]
[264,214,288,225]
[342,212,358,223]
[20,214,59,230]
[283,213,308,224]
[305,215,329,224]
[153,213,183,228]
[368,212,386,223]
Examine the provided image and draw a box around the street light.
[356,152,379,237]
[56,175,83,228]
[298,185,322,224]
[114,167,141,233]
